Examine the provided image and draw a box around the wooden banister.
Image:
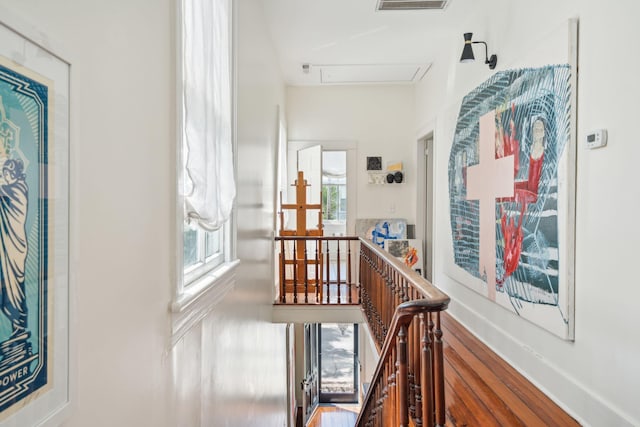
[275,236,360,305]
[357,239,450,427]
[274,236,450,425]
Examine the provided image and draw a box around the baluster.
[398,325,409,427]
[292,240,298,304]
[337,239,342,303]
[389,348,397,427]
[392,269,398,308]
[304,242,309,303]
[347,239,353,303]
[376,257,383,343]
[402,276,409,302]
[376,259,382,341]
[384,265,389,329]
[315,239,320,302]
[408,318,417,422]
[357,242,362,304]
[392,269,398,325]
[421,312,434,427]
[433,313,445,427]
[383,264,390,336]
[383,264,389,342]
[280,239,286,303]
[325,240,330,304]
[381,363,388,426]
[360,245,365,309]
[413,315,423,427]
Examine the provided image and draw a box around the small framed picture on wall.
[366,156,382,171]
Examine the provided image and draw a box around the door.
[297,145,322,233]
[319,323,359,403]
[424,135,434,281]
[302,323,319,423]
[288,141,356,235]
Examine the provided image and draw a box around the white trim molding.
[170,259,239,345]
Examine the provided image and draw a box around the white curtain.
[182,0,235,231]
[322,151,347,182]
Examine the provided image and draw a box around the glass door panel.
[319,323,358,403]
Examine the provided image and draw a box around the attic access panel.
[319,64,430,84]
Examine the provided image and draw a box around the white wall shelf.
[367,170,404,184]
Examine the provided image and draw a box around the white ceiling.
[259,0,485,86]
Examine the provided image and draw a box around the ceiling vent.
[376,0,449,10]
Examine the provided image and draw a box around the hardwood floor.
[306,312,580,427]
[277,283,360,305]
[307,404,359,427]
[441,312,580,427]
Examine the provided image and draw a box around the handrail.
[275,236,360,305]
[357,238,450,427]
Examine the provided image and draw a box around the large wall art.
[0,13,70,425]
[446,22,577,340]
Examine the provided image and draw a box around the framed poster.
[444,19,577,340]
[0,12,70,426]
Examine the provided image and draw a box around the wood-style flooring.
[441,312,580,427]
[307,405,359,427]
[277,283,360,305]
[306,312,580,427]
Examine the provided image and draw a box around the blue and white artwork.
[356,218,407,249]
[447,65,575,340]
[0,60,49,413]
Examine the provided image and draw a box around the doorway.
[287,141,357,236]
[319,323,359,404]
[302,322,359,423]
[417,133,434,282]
[321,151,347,238]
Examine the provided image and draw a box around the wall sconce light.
[460,32,497,70]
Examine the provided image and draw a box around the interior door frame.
[302,323,320,424]
[318,323,359,404]
[288,140,357,235]
[416,126,435,282]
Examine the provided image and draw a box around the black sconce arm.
[472,41,497,69]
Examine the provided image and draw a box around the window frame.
[171,0,239,335]
[322,182,347,224]
[183,225,227,286]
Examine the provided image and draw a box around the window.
[183,226,225,284]
[321,151,347,224]
[322,184,346,222]
[173,0,238,322]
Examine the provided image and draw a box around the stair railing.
[357,239,450,427]
[275,236,360,304]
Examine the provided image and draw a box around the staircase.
[276,237,580,427]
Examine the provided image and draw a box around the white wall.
[416,1,640,426]
[0,0,289,426]
[0,1,176,425]
[287,85,417,226]
[193,0,289,424]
